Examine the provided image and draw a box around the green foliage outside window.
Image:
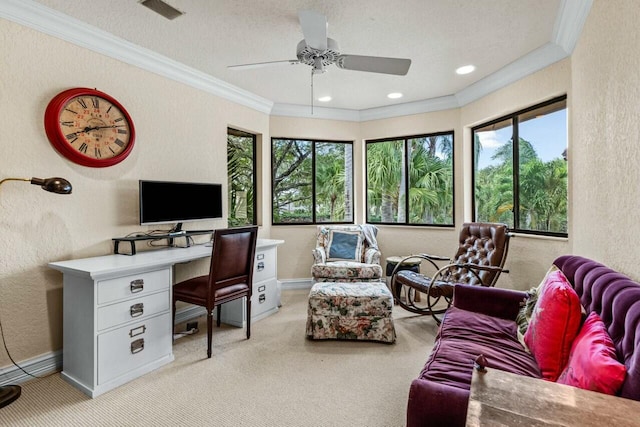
[473,96,568,235]
[272,138,353,224]
[366,133,454,225]
[227,129,256,227]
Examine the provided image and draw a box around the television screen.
[139,180,222,226]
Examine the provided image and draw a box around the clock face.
[45,88,135,167]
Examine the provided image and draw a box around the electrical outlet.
[186,321,198,331]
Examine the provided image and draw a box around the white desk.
[48,239,284,398]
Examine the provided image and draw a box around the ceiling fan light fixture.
[456,64,476,75]
[387,92,403,99]
[318,96,332,102]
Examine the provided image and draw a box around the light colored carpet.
[0,289,438,427]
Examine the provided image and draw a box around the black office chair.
[172,226,258,358]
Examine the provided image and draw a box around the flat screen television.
[139,180,222,228]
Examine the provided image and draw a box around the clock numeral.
[64,108,78,115]
[77,98,87,109]
[79,142,88,154]
[60,121,74,127]
[114,138,126,148]
[95,147,102,158]
[91,97,99,109]
[117,129,128,134]
[65,133,77,140]
[106,106,113,114]
[109,146,116,154]
[114,117,124,122]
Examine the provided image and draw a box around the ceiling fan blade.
[228,60,300,70]
[336,55,411,75]
[298,10,327,51]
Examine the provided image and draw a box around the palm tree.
[366,140,403,222]
[315,143,347,221]
[408,138,453,224]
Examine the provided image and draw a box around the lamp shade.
[30,177,72,194]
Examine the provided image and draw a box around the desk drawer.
[97,312,172,385]
[98,291,169,331]
[98,268,170,305]
[254,248,276,283]
[252,278,278,317]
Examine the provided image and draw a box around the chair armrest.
[418,253,451,261]
[406,379,469,427]
[312,247,326,264]
[453,285,527,321]
[364,247,381,265]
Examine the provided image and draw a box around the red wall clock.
[44,88,136,167]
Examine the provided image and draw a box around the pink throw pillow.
[523,270,582,381]
[557,312,627,394]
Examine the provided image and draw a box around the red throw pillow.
[523,270,582,381]
[557,312,627,394]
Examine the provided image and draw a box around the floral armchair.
[311,225,383,283]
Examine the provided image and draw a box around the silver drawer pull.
[259,294,266,303]
[130,279,144,293]
[258,285,266,292]
[129,325,146,338]
[257,253,265,260]
[257,262,265,271]
[130,303,144,318]
[131,338,144,354]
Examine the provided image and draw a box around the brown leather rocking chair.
[173,226,258,358]
[390,222,511,324]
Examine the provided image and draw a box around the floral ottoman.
[306,281,396,343]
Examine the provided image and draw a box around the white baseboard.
[279,278,313,290]
[0,350,62,386]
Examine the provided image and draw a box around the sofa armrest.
[453,285,527,321]
[406,378,470,427]
[364,247,381,265]
[312,247,326,264]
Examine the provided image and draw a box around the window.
[366,132,454,225]
[472,95,567,236]
[227,128,256,227]
[272,138,353,224]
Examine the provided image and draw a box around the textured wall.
[0,20,269,368]
[571,0,640,279]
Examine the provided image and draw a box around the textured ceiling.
[33,0,562,111]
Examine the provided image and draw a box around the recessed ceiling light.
[318,96,332,102]
[387,92,403,99]
[456,65,476,75]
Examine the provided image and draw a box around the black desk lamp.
[0,176,72,408]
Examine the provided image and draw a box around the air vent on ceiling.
[141,0,184,20]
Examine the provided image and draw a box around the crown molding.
[270,103,361,121]
[0,0,273,114]
[553,0,594,54]
[1,0,591,122]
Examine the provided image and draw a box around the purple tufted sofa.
[406,255,640,427]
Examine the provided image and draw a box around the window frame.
[227,127,257,226]
[271,137,354,225]
[471,95,568,238]
[365,131,455,227]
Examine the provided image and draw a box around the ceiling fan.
[228,10,412,76]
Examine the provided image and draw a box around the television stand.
[112,229,213,255]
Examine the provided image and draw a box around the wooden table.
[466,367,640,426]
